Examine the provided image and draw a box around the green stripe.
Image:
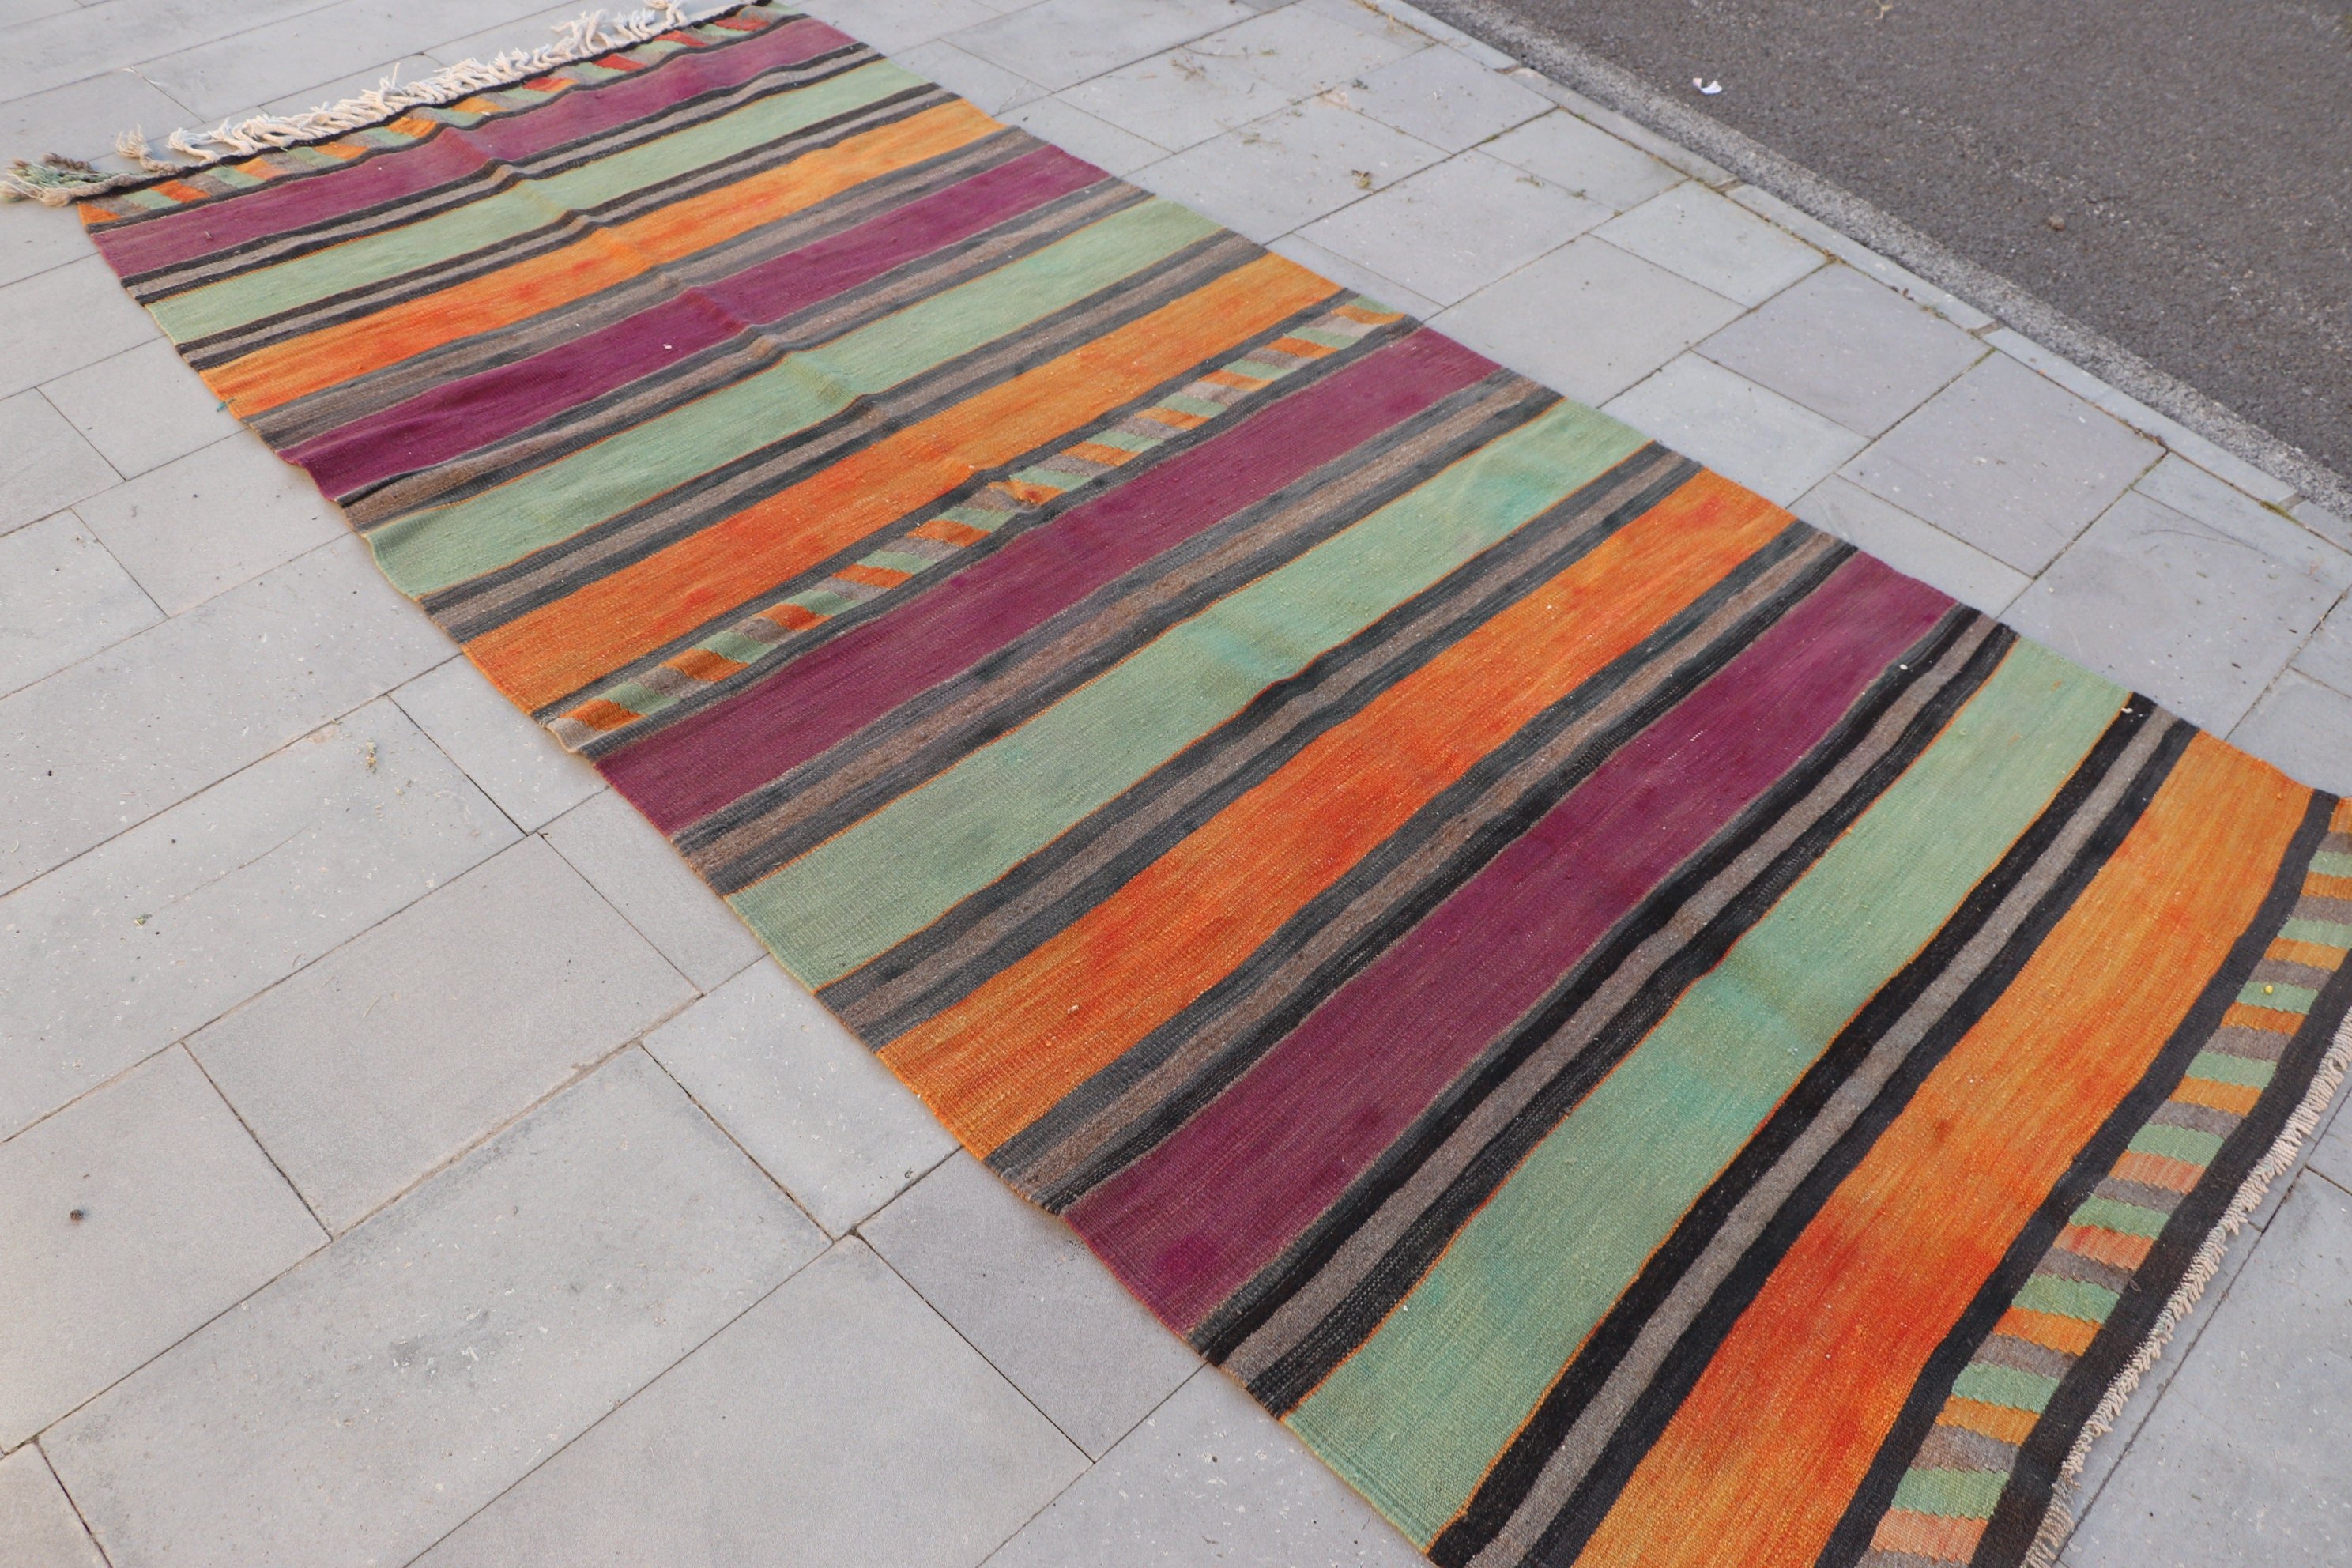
[733,401,1648,984]
[2188,1049,2275,1087]
[2308,850,2352,878]
[153,60,924,341]
[2279,918,2352,948]
[371,198,1219,595]
[2237,979,2317,1013]
[2069,1194,2169,1238]
[2015,1274,2119,1321]
[2129,1121,2226,1165]
[1892,1467,2007,1520]
[1952,1362,2060,1414]
[1285,640,2124,1544]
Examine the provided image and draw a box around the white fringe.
[2,2,692,204]
[2018,1005,2352,1568]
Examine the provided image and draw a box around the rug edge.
[2018,1005,2352,1568]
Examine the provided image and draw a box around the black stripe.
[1037,530,1862,1222]
[681,373,1565,891]
[569,305,1423,752]
[1434,692,2170,1564]
[1527,701,2190,1568]
[1231,608,2009,1419]
[258,126,1051,457]
[824,446,1700,1040]
[993,525,1842,1204]
[125,36,879,294]
[419,226,1257,643]
[350,169,1144,526]
[175,79,949,362]
[1966,790,2345,1568]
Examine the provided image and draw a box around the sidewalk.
[2,2,2347,1564]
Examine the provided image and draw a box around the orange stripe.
[2270,936,2348,968]
[470,252,1336,710]
[1870,1510,1985,1560]
[1941,1398,2041,1446]
[880,473,1792,1152]
[202,101,998,416]
[2305,871,2352,899]
[2057,1223,2154,1271]
[2175,1076,2261,1116]
[2114,1148,2203,1192]
[2221,1001,2301,1034]
[1571,734,2306,1568]
[1995,1306,2100,1356]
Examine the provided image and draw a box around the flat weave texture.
[72,8,2352,1563]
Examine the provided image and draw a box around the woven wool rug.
[40,6,2352,1563]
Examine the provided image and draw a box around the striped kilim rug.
[53,6,2352,1563]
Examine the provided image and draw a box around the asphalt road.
[1465,0,2352,486]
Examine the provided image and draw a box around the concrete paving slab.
[892,37,1046,115]
[1841,353,2161,575]
[39,341,246,482]
[2312,1098,2352,1193]
[0,1446,104,1568]
[1479,107,1679,210]
[802,0,1010,56]
[864,1153,1200,1457]
[135,0,553,119]
[2004,490,2346,734]
[392,655,603,833]
[1604,352,1864,506]
[43,1050,822,1568]
[2062,1176,2352,1568]
[2292,499,2351,556]
[539,789,766,992]
[982,1368,1426,1566]
[1336,34,1547,151]
[0,0,322,104]
[645,960,953,1234]
[0,698,513,1141]
[0,257,160,398]
[414,1239,1084,1568]
[423,2,614,68]
[73,434,347,615]
[190,837,695,1233]
[1001,95,1171,175]
[1594,183,1822,307]
[1135,96,1444,242]
[0,73,190,260]
[0,537,451,895]
[2132,454,2348,580]
[1434,234,1743,404]
[1697,262,1987,438]
[1267,232,1444,320]
[1296,147,1605,306]
[1061,43,1292,153]
[0,509,160,700]
[2231,673,2352,795]
[951,0,1255,92]
[0,389,116,538]
[0,1047,321,1449]
[1796,474,2027,618]
[2293,600,2352,700]
[1189,0,1427,98]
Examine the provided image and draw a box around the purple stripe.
[605,329,1498,833]
[285,145,1108,497]
[1065,552,1952,1332]
[95,16,849,277]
